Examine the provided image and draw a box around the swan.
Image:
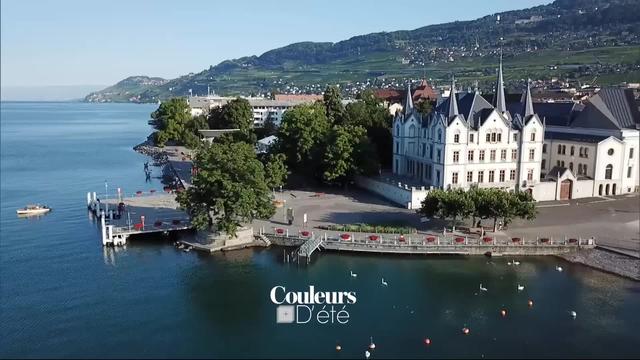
[570,310,577,318]
[369,336,376,349]
[381,278,388,286]
[479,283,488,292]
[517,284,525,291]
[365,350,371,359]
[512,260,521,265]
[507,261,512,265]
[350,270,358,278]
[556,266,563,272]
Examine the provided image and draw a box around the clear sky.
[1,0,550,87]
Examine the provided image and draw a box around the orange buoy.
[500,309,507,317]
[462,327,470,335]
[424,338,432,345]
[528,299,534,307]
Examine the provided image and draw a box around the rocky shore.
[559,248,640,281]
[133,135,169,166]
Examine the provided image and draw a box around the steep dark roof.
[507,101,579,127]
[437,92,494,129]
[571,88,640,130]
[545,131,608,143]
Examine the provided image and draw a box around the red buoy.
[424,338,432,345]
[462,327,470,335]
[500,309,507,317]
[528,299,534,307]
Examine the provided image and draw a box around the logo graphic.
[270,285,356,325]
[276,305,295,323]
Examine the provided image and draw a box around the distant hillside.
[85,0,640,103]
[84,76,168,103]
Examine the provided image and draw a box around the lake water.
[1,102,639,359]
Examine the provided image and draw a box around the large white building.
[393,59,545,195]
[388,60,639,206]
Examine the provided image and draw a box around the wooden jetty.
[86,190,192,246]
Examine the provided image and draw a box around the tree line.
[417,187,537,232]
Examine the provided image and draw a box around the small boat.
[16,204,51,216]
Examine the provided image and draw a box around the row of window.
[543,144,590,158]
[451,169,534,184]
[452,149,533,163]
[450,132,536,144]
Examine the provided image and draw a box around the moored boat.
[16,204,51,216]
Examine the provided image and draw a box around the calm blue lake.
[1,102,639,358]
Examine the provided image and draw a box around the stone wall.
[354,176,430,209]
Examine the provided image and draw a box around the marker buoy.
[462,327,470,335]
[500,309,507,317]
[335,345,341,351]
[424,338,432,345]
[528,299,534,307]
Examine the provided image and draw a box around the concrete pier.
[87,190,192,246]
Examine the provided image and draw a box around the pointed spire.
[404,82,414,115]
[493,51,506,113]
[523,79,534,117]
[448,76,459,118]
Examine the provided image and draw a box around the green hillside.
[85,0,640,103]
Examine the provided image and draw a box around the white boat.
[16,204,51,216]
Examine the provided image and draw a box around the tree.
[417,189,474,230]
[276,102,330,172]
[504,190,537,227]
[264,153,288,190]
[344,89,393,168]
[321,124,377,184]
[151,98,190,131]
[151,97,206,147]
[323,85,346,125]
[177,141,275,236]
[415,99,434,115]
[208,97,254,142]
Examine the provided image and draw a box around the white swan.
[517,284,525,291]
[350,270,358,278]
[507,261,512,265]
[381,278,388,286]
[570,310,577,318]
[556,266,563,272]
[365,350,371,359]
[512,260,521,265]
[369,336,376,349]
[479,283,488,292]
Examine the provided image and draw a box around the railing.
[258,227,596,249]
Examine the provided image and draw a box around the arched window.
[409,124,416,137]
[562,145,566,155]
[584,148,589,157]
[557,144,562,154]
[437,129,442,142]
[570,146,575,156]
[605,164,613,180]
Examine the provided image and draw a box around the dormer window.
[530,131,536,142]
[454,133,460,143]
[437,129,442,142]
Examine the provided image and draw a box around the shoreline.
[130,134,639,281]
[557,248,640,281]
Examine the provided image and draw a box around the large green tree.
[323,85,346,125]
[208,97,255,142]
[276,102,330,172]
[344,89,393,168]
[264,153,289,190]
[151,98,205,147]
[177,141,275,236]
[321,125,378,184]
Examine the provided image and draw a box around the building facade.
[188,95,320,127]
[392,59,544,195]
